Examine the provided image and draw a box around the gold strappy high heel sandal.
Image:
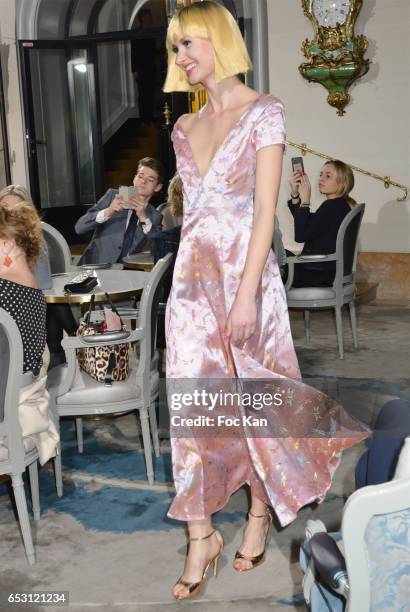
[233,508,272,572]
[173,529,224,600]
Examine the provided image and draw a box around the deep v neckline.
[177,94,266,182]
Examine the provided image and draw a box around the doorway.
[20,40,103,240]
[20,29,167,241]
[0,54,11,189]
[19,0,170,240]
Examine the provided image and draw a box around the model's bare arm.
[226,144,284,344]
[240,144,283,294]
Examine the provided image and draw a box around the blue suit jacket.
[75,189,163,264]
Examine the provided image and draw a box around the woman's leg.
[46,304,78,369]
[57,304,78,336]
[46,305,65,354]
[233,493,271,571]
[292,264,335,288]
[173,518,223,599]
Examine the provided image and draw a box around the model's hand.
[128,197,148,222]
[289,171,302,197]
[106,194,125,218]
[225,294,257,345]
[299,174,311,205]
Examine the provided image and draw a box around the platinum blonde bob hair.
[163,1,252,93]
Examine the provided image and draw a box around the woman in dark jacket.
[287,160,356,287]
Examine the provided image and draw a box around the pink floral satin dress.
[165,94,368,526]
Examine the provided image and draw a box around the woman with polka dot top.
[0,184,78,370]
[0,203,59,465]
[0,203,46,373]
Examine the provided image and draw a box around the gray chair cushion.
[47,354,159,407]
[286,287,336,300]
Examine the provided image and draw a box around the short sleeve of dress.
[170,122,177,143]
[171,116,183,144]
[171,114,188,144]
[254,99,286,151]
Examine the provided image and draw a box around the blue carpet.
[0,421,247,533]
[35,477,176,533]
[60,424,173,483]
[275,593,306,607]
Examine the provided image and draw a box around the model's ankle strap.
[189,528,215,542]
[249,509,270,519]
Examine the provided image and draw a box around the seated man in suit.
[75,157,164,264]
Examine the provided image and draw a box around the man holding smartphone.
[75,157,164,264]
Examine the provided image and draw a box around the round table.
[44,269,149,304]
[122,252,154,272]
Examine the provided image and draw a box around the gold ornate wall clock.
[299,0,370,116]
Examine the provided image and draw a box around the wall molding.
[357,252,410,302]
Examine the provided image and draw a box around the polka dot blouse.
[0,278,47,375]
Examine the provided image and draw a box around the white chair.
[301,476,410,611]
[0,308,62,565]
[47,254,173,486]
[301,399,410,610]
[41,221,72,273]
[285,203,365,359]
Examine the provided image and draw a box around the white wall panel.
[267,0,410,252]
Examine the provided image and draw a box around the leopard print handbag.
[77,294,129,384]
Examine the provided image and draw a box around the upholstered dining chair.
[41,221,72,274]
[285,203,365,359]
[46,254,173,486]
[301,478,410,611]
[0,308,62,565]
[300,400,410,611]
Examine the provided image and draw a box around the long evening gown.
[165,94,368,526]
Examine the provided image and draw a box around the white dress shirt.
[95,208,152,234]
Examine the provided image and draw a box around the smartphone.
[291,156,304,175]
[119,185,137,208]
